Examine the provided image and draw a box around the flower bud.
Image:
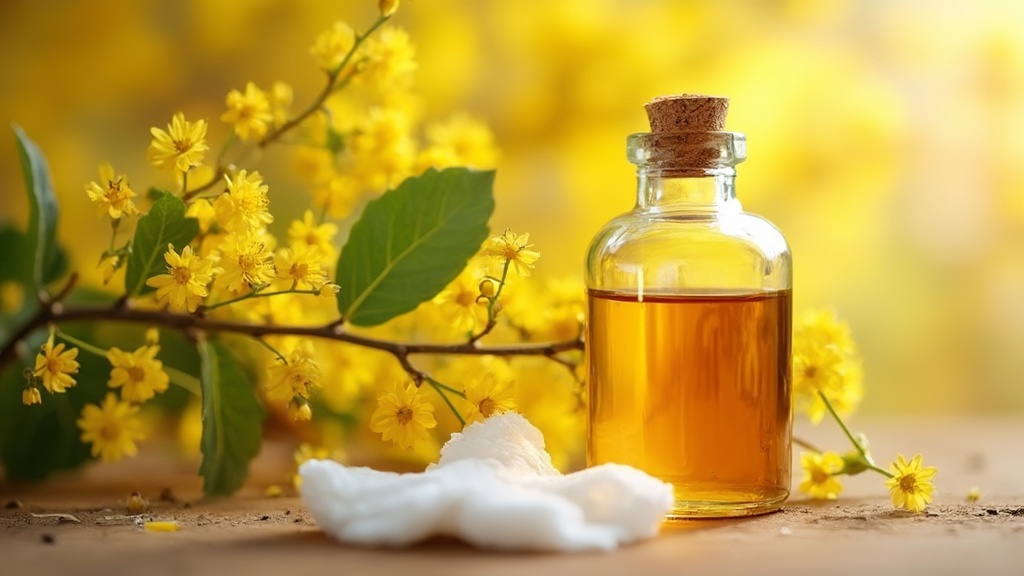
[478,279,496,298]
[22,386,41,406]
[318,283,341,298]
[379,0,400,17]
[289,398,313,422]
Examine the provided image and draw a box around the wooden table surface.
[2,416,1022,576]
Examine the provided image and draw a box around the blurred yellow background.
[1,0,1022,415]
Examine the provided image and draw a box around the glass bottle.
[585,96,792,518]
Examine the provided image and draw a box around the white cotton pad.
[299,413,673,552]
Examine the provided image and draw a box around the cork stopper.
[644,94,729,133]
[636,94,733,171]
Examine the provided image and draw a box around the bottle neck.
[636,168,741,213]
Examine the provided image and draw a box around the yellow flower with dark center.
[369,382,436,449]
[106,344,170,404]
[798,451,844,500]
[214,170,274,234]
[77,392,146,462]
[885,454,937,513]
[287,210,338,260]
[33,333,80,394]
[221,82,273,141]
[219,235,275,294]
[276,243,326,289]
[463,372,516,424]
[310,21,356,72]
[265,343,323,402]
[146,244,221,313]
[85,162,137,219]
[483,229,541,276]
[148,112,209,173]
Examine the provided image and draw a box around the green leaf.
[12,124,62,290]
[197,339,264,496]
[335,167,496,326]
[0,327,108,481]
[124,191,198,296]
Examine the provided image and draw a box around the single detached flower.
[885,453,937,513]
[85,162,137,219]
[221,82,273,141]
[33,333,80,394]
[106,344,170,404]
[146,244,221,313]
[483,229,540,276]
[148,112,209,173]
[798,451,845,500]
[463,372,516,424]
[369,382,436,449]
[77,392,146,463]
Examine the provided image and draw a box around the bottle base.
[664,491,789,520]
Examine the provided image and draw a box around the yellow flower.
[483,229,541,276]
[793,339,863,424]
[77,392,146,463]
[357,27,417,93]
[369,382,436,449]
[33,333,80,394]
[148,112,209,173]
[22,385,41,406]
[966,486,982,503]
[106,345,170,404]
[276,244,326,290]
[221,82,273,141]
[432,267,488,333]
[146,244,221,313]
[885,454,937,513]
[318,283,341,298]
[85,162,137,219]
[218,235,276,294]
[310,21,356,72]
[270,81,293,128]
[312,175,361,219]
[214,170,274,234]
[288,210,338,261]
[185,198,217,233]
[265,342,322,401]
[798,451,844,500]
[379,0,400,18]
[418,114,500,171]
[349,108,416,191]
[288,397,312,422]
[797,308,856,353]
[463,372,516,424]
[145,328,160,346]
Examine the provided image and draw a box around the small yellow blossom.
[310,21,356,72]
[288,210,338,260]
[146,244,221,313]
[966,486,982,503]
[349,108,416,191]
[33,333,80,394]
[379,0,400,18]
[269,81,293,128]
[221,82,273,141]
[265,485,283,498]
[265,343,323,402]
[98,254,120,286]
[77,392,146,463]
[276,244,326,289]
[185,198,217,233]
[145,328,160,346]
[463,372,516,424]
[313,175,361,219]
[22,385,42,406]
[799,451,845,500]
[214,170,274,234]
[218,235,276,294]
[148,112,209,173]
[288,397,313,422]
[793,339,863,424]
[369,382,436,449]
[432,268,488,333]
[357,27,417,92]
[483,229,541,276]
[885,454,938,513]
[85,162,137,219]
[418,114,500,170]
[106,345,170,404]
[318,283,341,298]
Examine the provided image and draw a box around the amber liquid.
[586,289,792,518]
